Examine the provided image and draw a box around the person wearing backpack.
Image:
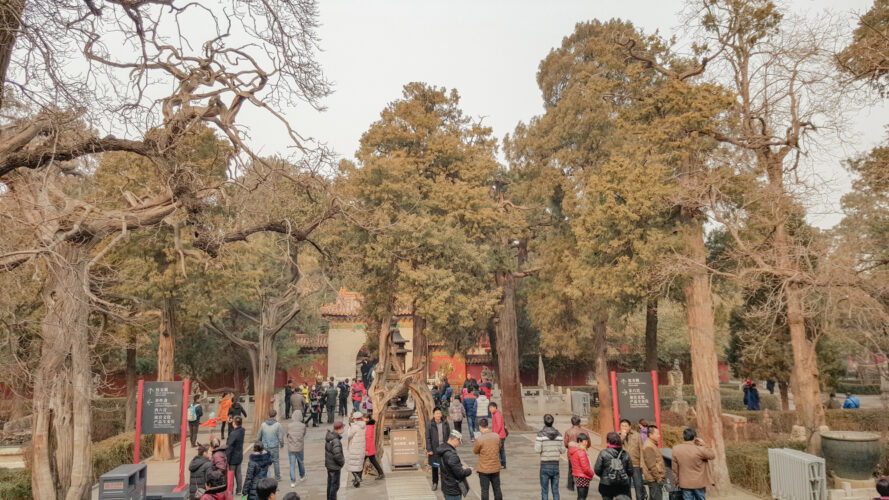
[188,394,204,447]
[593,431,634,500]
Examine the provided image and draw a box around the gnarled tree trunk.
[682,216,730,493]
[411,312,427,383]
[154,295,176,460]
[31,244,93,500]
[493,270,528,430]
[593,312,613,441]
[125,329,137,431]
[645,297,659,373]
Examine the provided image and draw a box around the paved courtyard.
[94,412,762,500]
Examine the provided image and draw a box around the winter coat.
[257,418,284,449]
[325,386,339,407]
[210,446,228,475]
[217,396,232,421]
[286,411,307,452]
[491,409,506,439]
[243,451,271,500]
[338,382,349,401]
[641,437,666,483]
[346,420,367,472]
[746,388,761,410]
[438,442,472,496]
[480,382,492,399]
[568,443,594,480]
[448,399,465,422]
[228,401,247,420]
[188,455,212,497]
[325,430,345,471]
[843,395,861,409]
[290,392,306,415]
[564,424,591,447]
[476,395,491,418]
[535,425,564,464]
[594,446,634,487]
[225,426,245,466]
[472,429,501,474]
[671,442,716,490]
[351,382,365,402]
[365,419,377,456]
[623,430,643,466]
[425,418,451,454]
[462,394,477,418]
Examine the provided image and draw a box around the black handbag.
[669,490,683,500]
[459,478,470,497]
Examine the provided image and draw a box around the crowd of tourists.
[185,375,726,500]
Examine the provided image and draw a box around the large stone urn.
[820,430,882,480]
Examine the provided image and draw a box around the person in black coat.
[285,379,294,420]
[337,379,349,416]
[425,407,451,492]
[325,422,346,500]
[188,445,212,498]
[229,395,248,421]
[593,432,634,500]
[243,442,272,500]
[438,431,473,498]
[225,416,246,495]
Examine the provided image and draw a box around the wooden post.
[133,380,144,464]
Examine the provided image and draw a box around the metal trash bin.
[97,463,147,500]
[145,485,189,500]
[571,391,590,416]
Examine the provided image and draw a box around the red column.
[133,379,144,464]
[173,379,191,492]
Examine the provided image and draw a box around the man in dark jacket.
[325,422,346,500]
[746,383,761,411]
[439,430,473,500]
[337,379,349,416]
[285,379,294,420]
[226,416,246,495]
[425,407,451,492]
[325,383,338,424]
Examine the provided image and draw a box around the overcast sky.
[242,0,888,228]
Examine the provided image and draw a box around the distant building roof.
[320,288,412,319]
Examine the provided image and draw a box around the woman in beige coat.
[346,411,367,487]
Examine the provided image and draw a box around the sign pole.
[173,378,191,492]
[651,370,662,448]
[610,371,620,431]
[134,379,144,464]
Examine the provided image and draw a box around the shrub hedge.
[0,469,31,500]
[0,431,156,499]
[834,382,881,395]
[725,441,806,496]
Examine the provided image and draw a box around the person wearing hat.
[439,430,474,500]
[346,411,367,488]
[325,421,345,500]
[425,407,452,492]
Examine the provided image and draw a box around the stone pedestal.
[670,399,689,415]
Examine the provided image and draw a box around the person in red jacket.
[363,414,385,480]
[351,380,365,413]
[489,402,507,469]
[569,433,595,500]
